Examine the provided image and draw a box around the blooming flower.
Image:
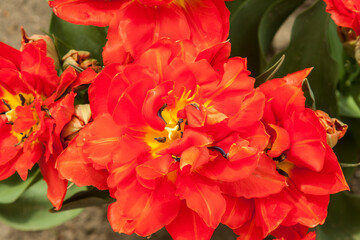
[323,0,360,35]
[219,69,349,239]
[56,40,270,239]
[0,39,95,209]
[48,0,230,65]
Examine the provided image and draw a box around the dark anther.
[273,154,286,162]
[1,99,11,110]
[0,111,6,115]
[157,104,168,123]
[41,106,52,117]
[190,103,200,110]
[14,134,28,147]
[276,168,289,177]
[177,118,183,131]
[19,94,26,106]
[208,146,228,159]
[172,156,181,162]
[180,132,183,138]
[185,120,188,125]
[154,137,166,143]
[6,121,14,125]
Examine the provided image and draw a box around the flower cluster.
[0,0,352,239]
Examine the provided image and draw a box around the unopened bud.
[337,27,360,66]
[315,110,348,148]
[61,104,91,144]
[62,50,102,73]
[20,27,60,71]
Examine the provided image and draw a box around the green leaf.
[255,54,285,87]
[302,78,316,109]
[333,129,360,179]
[327,19,345,80]
[337,91,360,118]
[317,192,360,240]
[269,0,338,116]
[227,0,276,75]
[0,168,40,204]
[50,188,114,212]
[0,181,85,230]
[49,13,107,65]
[258,0,305,67]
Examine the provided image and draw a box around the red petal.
[39,156,67,210]
[180,146,209,171]
[220,154,286,198]
[56,138,109,190]
[12,105,36,133]
[254,190,293,236]
[0,42,21,69]
[161,129,213,156]
[281,186,329,227]
[291,145,349,195]
[110,179,181,236]
[283,68,312,88]
[267,124,290,158]
[49,0,126,27]
[15,143,43,181]
[88,63,124,117]
[209,58,254,116]
[21,42,58,97]
[323,0,360,35]
[142,81,173,131]
[175,174,225,228]
[166,201,215,240]
[111,77,157,127]
[196,41,231,73]
[184,0,229,50]
[271,224,314,240]
[286,109,327,172]
[228,89,265,131]
[81,114,124,167]
[233,218,265,240]
[221,195,253,229]
[136,154,174,180]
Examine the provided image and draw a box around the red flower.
[56,40,269,239]
[48,0,229,65]
[323,0,360,35]
[0,39,95,209]
[220,69,348,239]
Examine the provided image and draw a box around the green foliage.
[227,0,304,76]
[317,192,360,240]
[269,0,338,116]
[49,14,108,65]
[0,181,85,230]
[227,0,275,75]
[0,168,40,204]
[255,54,285,87]
[51,188,114,212]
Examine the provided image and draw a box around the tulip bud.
[315,110,348,148]
[337,27,360,65]
[20,27,60,71]
[62,50,102,73]
[61,104,92,144]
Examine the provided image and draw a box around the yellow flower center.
[1,86,39,145]
[144,87,199,158]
